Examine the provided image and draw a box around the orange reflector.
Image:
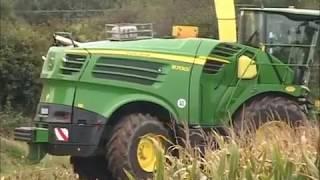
[172,26,199,38]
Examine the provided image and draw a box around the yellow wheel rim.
[137,134,164,172]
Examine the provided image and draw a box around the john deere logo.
[285,86,296,92]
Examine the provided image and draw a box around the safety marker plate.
[54,128,69,142]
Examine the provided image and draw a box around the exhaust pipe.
[53,32,81,47]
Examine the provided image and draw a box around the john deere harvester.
[14,7,319,180]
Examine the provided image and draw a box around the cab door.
[189,42,239,126]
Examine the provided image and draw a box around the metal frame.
[105,23,154,41]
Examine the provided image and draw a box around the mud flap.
[27,143,48,163]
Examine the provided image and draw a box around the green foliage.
[156,125,319,180]
[0,110,32,137]
[0,19,47,112]
[13,0,116,10]
[0,0,15,19]
[0,18,109,113]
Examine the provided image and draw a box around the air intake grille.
[203,61,224,74]
[211,43,242,58]
[92,57,166,85]
[60,54,87,75]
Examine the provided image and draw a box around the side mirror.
[42,56,47,61]
[237,55,257,79]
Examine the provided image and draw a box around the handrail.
[264,43,316,48]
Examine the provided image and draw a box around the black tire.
[70,156,112,180]
[106,113,170,180]
[233,95,307,135]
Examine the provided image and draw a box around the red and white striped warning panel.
[54,128,69,142]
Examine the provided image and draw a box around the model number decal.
[177,98,187,108]
[172,65,190,72]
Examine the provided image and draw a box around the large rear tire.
[233,95,307,135]
[106,113,170,180]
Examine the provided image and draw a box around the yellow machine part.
[315,99,320,110]
[237,55,257,79]
[214,0,237,42]
[137,134,164,172]
[172,26,199,38]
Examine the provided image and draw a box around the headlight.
[40,107,49,116]
[46,51,56,71]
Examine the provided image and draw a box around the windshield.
[265,13,320,64]
[269,14,319,98]
[240,11,320,52]
[239,11,262,48]
[240,10,320,92]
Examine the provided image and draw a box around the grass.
[0,137,76,180]
[0,111,75,180]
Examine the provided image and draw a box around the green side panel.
[190,41,305,126]
[189,63,203,124]
[40,46,90,106]
[189,41,212,124]
[230,84,307,112]
[41,47,65,77]
[189,40,240,125]
[40,79,76,106]
[256,53,281,84]
[75,51,201,123]
[34,128,49,143]
[41,46,86,81]
[257,53,294,84]
[191,84,306,127]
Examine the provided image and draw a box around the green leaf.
[124,169,136,180]
[155,145,165,180]
[217,152,226,180]
[245,167,254,180]
[228,144,240,180]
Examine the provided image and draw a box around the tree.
[0,20,48,112]
[0,0,15,19]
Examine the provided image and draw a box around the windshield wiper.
[245,30,259,46]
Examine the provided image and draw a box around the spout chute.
[214,0,237,42]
